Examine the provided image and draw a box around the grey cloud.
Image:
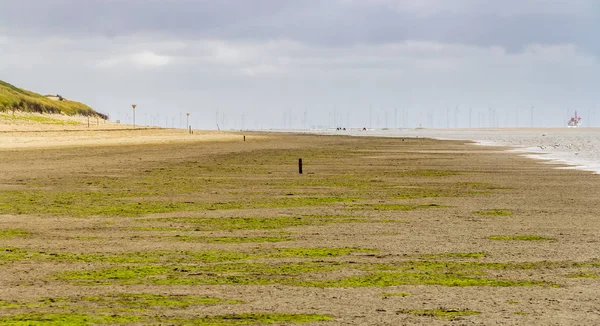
[1,0,599,129]
[0,0,598,53]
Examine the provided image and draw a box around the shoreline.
[3,123,598,174]
[308,128,600,174]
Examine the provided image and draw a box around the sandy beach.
[0,112,251,150]
[0,124,599,325]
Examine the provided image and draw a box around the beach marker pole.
[244,135,246,142]
[298,158,303,174]
[87,116,90,128]
[132,104,137,129]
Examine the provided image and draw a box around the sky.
[0,0,599,129]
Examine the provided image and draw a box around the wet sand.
[0,126,599,325]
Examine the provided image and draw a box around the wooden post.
[243,135,246,142]
[87,116,90,128]
[298,158,303,174]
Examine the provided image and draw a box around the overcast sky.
[1,0,599,129]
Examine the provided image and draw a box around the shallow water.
[315,128,600,174]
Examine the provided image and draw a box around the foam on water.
[313,128,600,174]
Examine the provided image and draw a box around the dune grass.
[0,80,105,118]
[0,113,81,125]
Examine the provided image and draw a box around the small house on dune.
[44,94,65,101]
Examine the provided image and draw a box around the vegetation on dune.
[0,80,107,119]
[0,113,82,125]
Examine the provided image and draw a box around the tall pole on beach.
[132,104,137,129]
